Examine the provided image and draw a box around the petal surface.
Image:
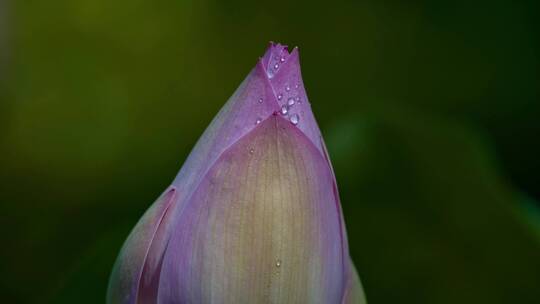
[159,116,344,303]
[171,59,278,210]
[107,187,177,304]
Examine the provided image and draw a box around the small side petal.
[342,258,367,304]
[159,116,344,303]
[107,187,177,304]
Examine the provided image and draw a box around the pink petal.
[158,116,344,303]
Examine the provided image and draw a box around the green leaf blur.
[0,0,539,303]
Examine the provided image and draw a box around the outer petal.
[158,116,344,303]
[107,187,177,304]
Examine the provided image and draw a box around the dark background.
[1,0,539,303]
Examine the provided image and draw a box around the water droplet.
[285,85,290,92]
[280,105,289,115]
[280,57,285,63]
[258,98,263,103]
[255,118,262,124]
[249,148,255,154]
[295,84,299,89]
[295,96,301,103]
[277,93,283,100]
[290,114,299,125]
[274,63,279,70]
[276,259,281,267]
[287,97,295,106]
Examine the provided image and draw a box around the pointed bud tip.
[261,42,301,79]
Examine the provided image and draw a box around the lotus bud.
[107,43,366,304]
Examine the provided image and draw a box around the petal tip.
[262,42,293,79]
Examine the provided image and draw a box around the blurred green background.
[1,0,539,303]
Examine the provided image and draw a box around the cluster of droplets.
[278,83,302,126]
[254,82,303,126]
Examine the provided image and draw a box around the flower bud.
[107,43,366,304]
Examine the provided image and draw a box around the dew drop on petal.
[280,105,289,115]
[249,148,255,154]
[276,259,282,267]
[285,85,290,92]
[274,63,279,70]
[255,118,262,125]
[258,98,263,103]
[277,93,283,100]
[295,83,299,89]
[280,57,285,63]
[287,97,295,106]
[290,114,299,125]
